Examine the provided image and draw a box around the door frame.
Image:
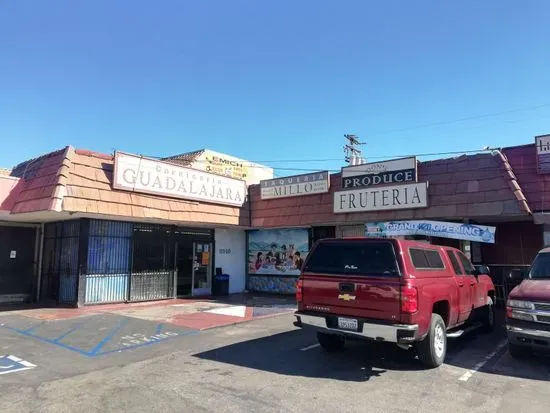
[192,241,213,296]
[175,239,194,297]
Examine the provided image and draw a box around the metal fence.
[42,219,209,305]
[85,220,132,304]
[83,221,175,304]
[487,264,530,308]
[41,221,80,304]
[130,271,174,301]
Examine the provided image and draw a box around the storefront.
[39,219,217,305]
[248,148,542,295]
[1,135,549,304]
[0,146,262,305]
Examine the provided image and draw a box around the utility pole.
[343,134,365,165]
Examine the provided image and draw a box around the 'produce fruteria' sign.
[113,152,247,206]
[536,134,550,174]
[260,171,330,200]
[341,157,417,189]
[333,182,428,213]
[365,220,496,244]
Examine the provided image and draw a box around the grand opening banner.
[365,220,496,243]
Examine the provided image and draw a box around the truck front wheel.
[416,313,447,368]
[316,332,345,352]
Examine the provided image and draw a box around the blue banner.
[365,220,496,244]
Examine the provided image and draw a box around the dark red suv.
[506,247,550,357]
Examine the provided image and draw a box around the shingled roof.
[4,147,249,226]
[503,143,550,213]
[162,149,205,166]
[2,144,537,228]
[8,147,73,214]
[250,152,532,228]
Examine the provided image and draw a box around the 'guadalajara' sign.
[113,152,246,206]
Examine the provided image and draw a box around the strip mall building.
[0,135,549,305]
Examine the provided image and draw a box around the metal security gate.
[43,219,213,305]
[130,223,175,302]
[85,220,132,304]
[83,221,175,304]
[41,221,80,304]
[0,226,36,303]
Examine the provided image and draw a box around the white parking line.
[458,340,507,382]
[300,344,320,351]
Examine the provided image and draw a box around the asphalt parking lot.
[1,311,549,413]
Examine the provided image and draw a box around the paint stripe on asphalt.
[300,344,320,351]
[458,340,507,382]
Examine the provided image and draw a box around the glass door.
[192,242,212,296]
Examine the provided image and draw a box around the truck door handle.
[458,282,464,287]
[470,282,475,286]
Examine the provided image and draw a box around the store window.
[132,224,174,273]
[311,226,336,244]
[88,220,132,274]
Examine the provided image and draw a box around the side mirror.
[508,269,525,283]
[474,265,490,275]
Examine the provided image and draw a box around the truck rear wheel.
[482,297,495,333]
[416,313,446,368]
[316,332,345,352]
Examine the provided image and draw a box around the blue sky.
[1,1,549,175]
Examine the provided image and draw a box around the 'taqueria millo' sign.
[113,152,247,206]
[260,171,329,199]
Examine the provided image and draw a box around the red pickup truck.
[294,238,496,368]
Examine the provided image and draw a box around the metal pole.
[35,223,45,302]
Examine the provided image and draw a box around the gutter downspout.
[247,185,252,228]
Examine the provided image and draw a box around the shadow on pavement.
[196,315,550,382]
[195,329,424,383]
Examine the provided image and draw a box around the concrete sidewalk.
[0,293,297,330]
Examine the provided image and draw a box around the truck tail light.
[296,278,303,303]
[401,285,418,313]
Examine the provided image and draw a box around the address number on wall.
[219,248,232,254]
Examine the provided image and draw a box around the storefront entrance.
[0,225,37,303]
[176,241,213,297]
[192,242,212,296]
[174,229,214,297]
[40,220,216,305]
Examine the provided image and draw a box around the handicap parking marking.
[0,314,199,358]
[99,322,197,356]
[0,355,36,375]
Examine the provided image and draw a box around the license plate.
[337,317,358,330]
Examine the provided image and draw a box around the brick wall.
[480,221,542,265]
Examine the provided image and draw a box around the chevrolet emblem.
[338,293,356,301]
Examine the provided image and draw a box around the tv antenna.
[343,134,366,165]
